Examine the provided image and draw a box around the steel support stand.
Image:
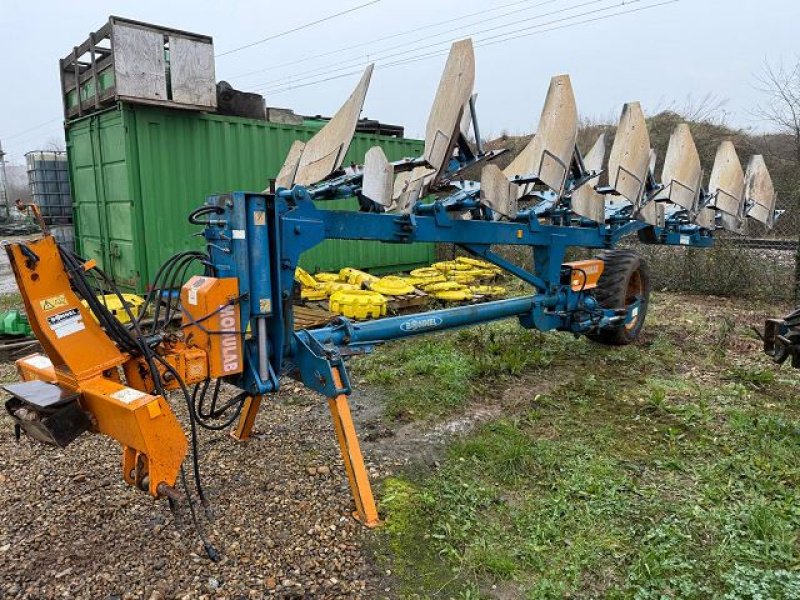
[231,395,263,441]
[328,367,380,527]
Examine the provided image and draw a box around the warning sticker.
[47,308,85,339]
[40,294,68,312]
[188,277,205,306]
[110,387,147,404]
[24,355,53,370]
[232,229,246,240]
[253,211,266,226]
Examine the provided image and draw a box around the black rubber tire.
[587,249,650,345]
[637,226,660,244]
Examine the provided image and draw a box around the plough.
[3,38,780,548]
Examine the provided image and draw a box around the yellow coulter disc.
[421,281,466,293]
[369,277,416,296]
[340,267,378,286]
[84,293,145,324]
[314,272,340,282]
[323,281,361,293]
[329,289,387,320]
[446,272,478,284]
[455,256,497,270]
[409,267,441,278]
[448,268,497,283]
[469,285,507,297]
[433,289,473,301]
[295,267,319,288]
[432,260,471,272]
[301,287,328,301]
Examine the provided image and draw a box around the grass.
[365,293,800,598]
[352,320,590,421]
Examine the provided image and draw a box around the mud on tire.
[587,249,650,346]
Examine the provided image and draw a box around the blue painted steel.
[200,184,704,397]
[188,117,724,399]
[309,295,547,348]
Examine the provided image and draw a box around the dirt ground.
[0,373,492,599]
[0,292,792,599]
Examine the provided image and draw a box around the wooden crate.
[61,16,216,120]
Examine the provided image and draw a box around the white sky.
[1,0,798,165]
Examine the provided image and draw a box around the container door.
[68,108,141,291]
[68,118,107,266]
[96,111,140,290]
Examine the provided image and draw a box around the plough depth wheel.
[589,249,650,346]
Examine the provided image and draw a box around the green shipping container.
[66,103,432,292]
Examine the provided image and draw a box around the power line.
[250,0,608,90]
[257,0,638,94]
[228,0,557,81]
[3,117,62,142]
[247,0,560,89]
[264,0,677,96]
[215,0,382,58]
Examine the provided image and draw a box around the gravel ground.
[0,235,37,295]
[0,369,445,600]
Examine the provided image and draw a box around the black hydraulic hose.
[136,251,207,331]
[152,353,211,509]
[193,378,248,431]
[162,253,206,327]
[197,384,247,431]
[58,248,139,353]
[149,253,206,335]
[188,205,224,226]
[180,467,219,562]
[58,246,219,561]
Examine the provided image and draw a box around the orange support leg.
[329,368,380,527]
[231,395,263,441]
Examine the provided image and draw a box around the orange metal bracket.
[80,376,187,497]
[329,368,380,527]
[7,237,188,499]
[231,395,263,441]
[563,258,605,291]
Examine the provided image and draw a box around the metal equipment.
[3,39,781,548]
[764,308,800,367]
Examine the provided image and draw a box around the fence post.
[795,232,800,304]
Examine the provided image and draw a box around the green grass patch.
[353,320,594,421]
[375,299,800,598]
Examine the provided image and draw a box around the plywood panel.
[112,23,167,101]
[169,35,217,107]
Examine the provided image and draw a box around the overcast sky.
[1,0,798,165]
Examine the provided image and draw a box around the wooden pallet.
[386,290,429,314]
[293,305,336,330]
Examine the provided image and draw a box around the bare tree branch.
[754,58,800,163]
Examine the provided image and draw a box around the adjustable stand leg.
[329,368,380,527]
[231,395,263,441]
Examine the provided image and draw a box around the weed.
[375,294,800,597]
[725,366,777,387]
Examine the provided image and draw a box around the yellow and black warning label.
[47,308,85,338]
[39,294,68,312]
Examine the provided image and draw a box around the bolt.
[157,482,181,502]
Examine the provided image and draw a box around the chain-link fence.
[439,207,799,305]
[623,207,798,304]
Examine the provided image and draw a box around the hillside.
[483,111,798,235]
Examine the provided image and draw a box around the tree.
[754,59,800,164]
[754,59,800,302]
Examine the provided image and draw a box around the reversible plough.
[3,39,780,550]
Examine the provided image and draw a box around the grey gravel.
[0,366,404,600]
